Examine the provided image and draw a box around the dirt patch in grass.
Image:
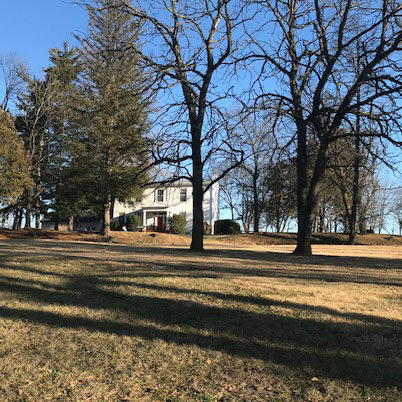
[0,239,401,401]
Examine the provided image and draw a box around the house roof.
[146,179,192,188]
[146,178,216,188]
[141,206,168,210]
[41,215,102,223]
[41,217,68,223]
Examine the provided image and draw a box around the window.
[156,189,164,202]
[180,188,187,202]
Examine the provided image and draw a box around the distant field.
[1,228,402,247]
[0,239,401,401]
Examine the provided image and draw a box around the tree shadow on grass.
[0,268,400,388]
[258,232,351,245]
[17,239,402,268]
[3,239,401,287]
[4,252,402,287]
[1,240,402,388]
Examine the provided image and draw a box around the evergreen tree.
[74,0,150,236]
[43,44,82,229]
[16,76,58,228]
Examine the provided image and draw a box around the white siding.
[113,181,219,233]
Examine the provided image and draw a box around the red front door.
[157,216,164,232]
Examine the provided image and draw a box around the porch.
[141,208,169,232]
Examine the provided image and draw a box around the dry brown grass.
[1,228,402,247]
[0,239,401,401]
[214,232,402,246]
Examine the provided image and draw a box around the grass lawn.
[0,239,401,401]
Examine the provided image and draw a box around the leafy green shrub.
[111,221,122,231]
[214,219,240,235]
[169,214,186,234]
[126,214,142,231]
[203,221,212,235]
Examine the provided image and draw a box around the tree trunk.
[191,178,204,251]
[319,206,325,233]
[293,124,313,255]
[68,215,74,232]
[242,218,249,233]
[348,129,360,244]
[294,136,328,255]
[110,196,115,221]
[294,197,313,255]
[55,213,60,231]
[101,196,111,237]
[12,208,20,230]
[359,219,366,234]
[191,167,204,250]
[35,208,40,229]
[25,198,32,229]
[190,125,204,252]
[17,208,23,229]
[275,208,281,233]
[253,173,260,233]
[349,48,361,245]
[230,207,235,221]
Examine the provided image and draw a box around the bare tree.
[0,54,27,110]
[220,165,254,232]
[392,189,402,235]
[244,0,402,255]
[326,133,384,236]
[363,178,394,234]
[220,173,239,221]
[228,114,279,232]
[263,159,297,233]
[109,0,247,251]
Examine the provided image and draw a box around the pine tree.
[16,77,57,228]
[43,43,82,229]
[74,0,150,236]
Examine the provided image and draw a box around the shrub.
[169,214,186,234]
[214,219,240,235]
[111,221,122,231]
[203,221,212,235]
[126,214,142,231]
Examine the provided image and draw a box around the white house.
[113,179,220,233]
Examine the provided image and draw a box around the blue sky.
[0,1,87,77]
[0,1,400,232]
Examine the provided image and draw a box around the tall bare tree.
[245,0,402,255]
[114,0,246,251]
[0,54,27,110]
[392,189,402,235]
[231,115,278,232]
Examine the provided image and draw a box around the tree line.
[0,0,401,255]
